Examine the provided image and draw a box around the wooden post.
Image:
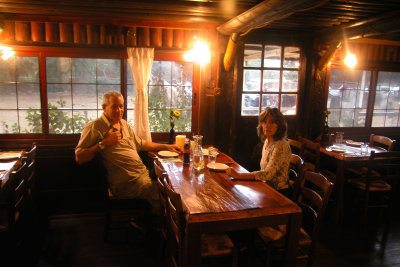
[137,27,150,47]
[126,27,136,46]
[2,21,15,41]
[162,28,173,48]
[173,29,184,48]
[31,22,45,42]
[45,22,58,42]
[59,23,73,43]
[150,28,162,47]
[15,21,30,42]
[73,23,86,44]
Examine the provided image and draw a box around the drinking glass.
[360,143,369,155]
[208,147,218,164]
[335,132,344,144]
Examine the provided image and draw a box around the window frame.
[239,43,301,116]
[0,46,198,143]
[326,63,400,137]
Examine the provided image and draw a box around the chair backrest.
[164,179,186,267]
[369,134,396,151]
[289,154,305,201]
[8,162,29,233]
[153,159,166,179]
[288,138,304,155]
[365,151,400,189]
[298,136,321,172]
[23,144,37,163]
[298,171,334,246]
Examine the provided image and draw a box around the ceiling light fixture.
[0,46,15,60]
[344,52,357,69]
[184,39,211,66]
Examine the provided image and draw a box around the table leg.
[185,223,202,267]
[283,211,302,267]
[335,160,345,224]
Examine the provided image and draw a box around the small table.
[153,150,302,267]
[320,143,386,222]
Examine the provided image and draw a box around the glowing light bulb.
[344,52,357,68]
[0,46,14,60]
[184,40,211,66]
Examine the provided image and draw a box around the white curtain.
[127,47,154,142]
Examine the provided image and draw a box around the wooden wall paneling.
[86,24,100,45]
[184,29,196,49]
[150,28,162,47]
[59,23,73,43]
[73,23,86,44]
[45,22,58,42]
[126,27,136,46]
[118,26,124,46]
[162,28,173,48]
[2,20,15,41]
[137,27,150,47]
[173,29,184,48]
[99,24,106,45]
[15,21,30,42]
[31,22,44,42]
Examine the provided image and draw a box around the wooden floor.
[9,207,392,267]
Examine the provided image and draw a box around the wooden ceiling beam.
[216,0,330,36]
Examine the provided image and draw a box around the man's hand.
[167,144,183,154]
[102,127,121,147]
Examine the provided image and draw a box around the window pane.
[172,62,192,86]
[373,71,400,127]
[261,94,278,109]
[0,84,17,108]
[72,84,97,109]
[244,44,262,67]
[149,85,169,109]
[127,84,136,109]
[281,94,297,115]
[127,109,134,128]
[17,84,41,109]
[150,61,171,85]
[72,110,94,133]
[0,110,19,133]
[149,109,169,132]
[72,58,96,83]
[46,57,71,83]
[283,47,300,68]
[264,46,281,68]
[241,94,260,115]
[0,56,15,82]
[126,62,135,85]
[16,56,39,82]
[48,109,73,134]
[282,71,298,92]
[172,85,192,108]
[97,59,120,84]
[174,110,192,132]
[47,84,72,108]
[20,110,42,133]
[243,69,261,91]
[327,69,370,127]
[262,70,280,92]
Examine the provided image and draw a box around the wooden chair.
[369,134,396,151]
[258,171,334,267]
[96,156,152,243]
[23,144,38,225]
[154,160,170,259]
[288,138,304,155]
[289,154,305,201]
[298,136,321,172]
[347,151,400,249]
[0,162,29,262]
[163,178,239,267]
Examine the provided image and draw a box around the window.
[46,57,121,134]
[126,61,193,133]
[0,56,41,133]
[0,50,194,135]
[327,68,400,128]
[241,44,300,116]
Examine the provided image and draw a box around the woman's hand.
[226,167,239,178]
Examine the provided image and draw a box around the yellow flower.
[173,110,180,118]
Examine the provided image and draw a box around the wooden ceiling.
[1,0,400,41]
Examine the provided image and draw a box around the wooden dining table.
[320,142,386,222]
[152,149,302,267]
